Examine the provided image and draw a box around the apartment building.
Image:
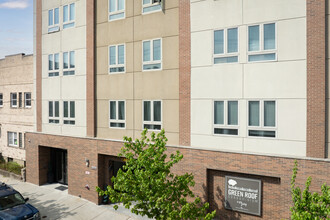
[27,0,329,219]
[0,53,33,166]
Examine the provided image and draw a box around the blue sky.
[0,0,33,59]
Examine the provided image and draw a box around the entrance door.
[51,149,68,185]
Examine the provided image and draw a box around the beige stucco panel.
[162,99,179,133]
[42,78,61,100]
[162,36,179,70]
[97,73,134,100]
[61,26,87,50]
[191,31,212,67]
[191,100,212,136]
[61,75,86,100]
[191,134,244,152]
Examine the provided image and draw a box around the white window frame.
[63,101,75,125]
[109,44,126,74]
[142,38,162,71]
[10,93,17,108]
[24,92,31,108]
[49,101,60,124]
[142,100,162,131]
[213,27,239,64]
[48,8,60,33]
[63,3,75,29]
[108,0,125,21]
[0,93,3,107]
[142,0,162,14]
[213,100,239,136]
[109,100,126,129]
[247,23,277,63]
[48,53,60,77]
[8,132,18,147]
[63,51,75,76]
[247,100,277,138]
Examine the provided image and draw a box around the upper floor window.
[24,93,31,108]
[10,93,17,108]
[63,51,75,75]
[0,93,3,107]
[214,101,238,135]
[109,44,125,73]
[48,8,60,33]
[214,28,238,64]
[143,39,162,71]
[63,3,75,29]
[109,100,125,128]
[49,101,60,124]
[248,100,276,138]
[248,23,276,62]
[143,0,162,14]
[109,0,125,21]
[18,92,22,108]
[8,132,18,147]
[63,101,75,125]
[143,100,162,130]
[49,53,60,77]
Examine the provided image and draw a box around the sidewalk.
[0,174,150,220]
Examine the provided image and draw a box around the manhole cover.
[55,186,68,191]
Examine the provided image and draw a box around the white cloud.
[0,0,29,9]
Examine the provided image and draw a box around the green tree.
[290,160,329,220]
[96,129,216,220]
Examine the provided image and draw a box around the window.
[248,23,276,62]
[48,53,60,77]
[143,0,162,13]
[63,3,75,29]
[63,101,75,125]
[214,28,238,64]
[18,133,23,148]
[24,93,31,108]
[49,101,60,124]
[10,93,17,108]
[48,8,60,33]
[63,51,75,75]
[109,100,125,128]
[248,101,276,138]
[18,92,22,108]
[109,44,125,73]
[0,93,3,107]
[109,0,125,21]
[214,101,238,135]
[8,132,17,147]
[143,100,161,130]
[143,39,162,71]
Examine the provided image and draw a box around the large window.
[0,93,3,107]
[10,93,17,108]
[63,51,75,75]
[24,93,31,108]
[214,28,239,64]
[48,8,60,33]
[109,0,125,21]
[109,100,125,128]
[214,101,238,135]
[63,101,75,125]
[143,39,162,71]
[109,44,125,73]
[248,101,276,138]
[63,3,75,29]
[48,53,60,77]
[248,23,276,62]
[7,132,17,147]
[143,100,161,130]
[143,0,162,13]
[49,101,60,124]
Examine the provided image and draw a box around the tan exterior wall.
[0,54,34,163]
[96,0,180,145]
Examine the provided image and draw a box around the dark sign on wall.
[225,176,261,216]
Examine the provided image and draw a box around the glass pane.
[153,101,161,122]
[249,101,260,126]
[264,23,275,50]
[54,8,59,24]
[55,101,59,117]
[118,101,125,120]
[214,101,224,125]
[70,51,75,68]
[70,101,75,118]
[248,25,260,51]
[63,52,68,69]
[249,130,275,138]
[48,10,53,26]
[143,63,161,70]
[64,101,68,118]
[110,46,116,65]
[264,101,275,127]
[118,0,124,11]
[48,54,53,70]
[143,4,161,13]
[109,12,124,20]
[143,0,150,5]
[70,3,75,21]
[248,53,276,62]
[144,101,151,121]
[110,0,116,12]
[228,101,238,125]
[63,5,68,22]
[214,128,238,135]
[227,28,238,53]
[214,56,238,64]
[214,30,224,54]
[153,39,161,61]
[110,101,116,120]
[118,45,125,65]
[54,54,59,70]
[143,41,150,62]
[49,102,53,117]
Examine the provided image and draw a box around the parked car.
[0,182,40,220]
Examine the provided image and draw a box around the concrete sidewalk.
[0,174,150,220]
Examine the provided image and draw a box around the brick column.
[36,0,42,132]
[179,0,191,146]
[306,0,326,158]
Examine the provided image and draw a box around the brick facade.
[36,0,42,132]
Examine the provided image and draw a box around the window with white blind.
[109,0,125,21]
[143,39,162,71]
[214,101,239,135]
[109,44,125,73]
[49,101,60,124]
[48,8,59,33]
[63,3,75,29]
[142,0,162,14]
[63,51,75,75]
[63,101,75,125]
[214,28,239,64]
[48,53,60,77]
[109,100,125,128]
[143,100,162,130]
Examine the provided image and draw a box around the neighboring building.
[27,0,329,219]
[0,53,34,166]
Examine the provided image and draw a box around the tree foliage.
[96,129,216,220]
[290,160,329,220]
